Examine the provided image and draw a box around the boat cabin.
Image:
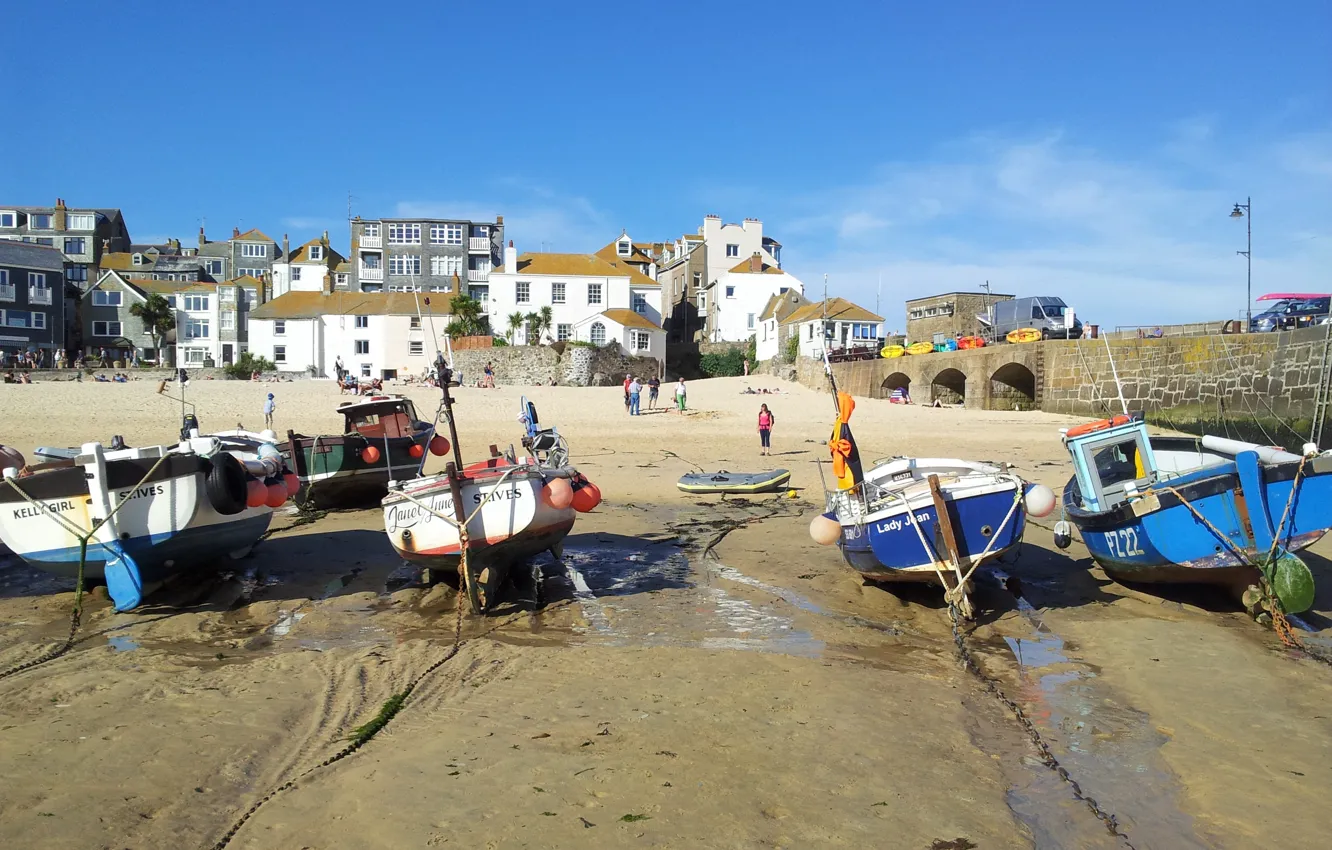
[1064,416,1160,512]
[337,395,424,439]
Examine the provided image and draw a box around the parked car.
[1249,293,1331,332]
[985,296,1083,341]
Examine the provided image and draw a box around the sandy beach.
[2,374,1331,849]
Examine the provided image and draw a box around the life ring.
[205,453,249,515]
[1065,414,1132,438]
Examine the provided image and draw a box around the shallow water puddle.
[556,544,822,656]
[106,634,140,652]
[990,598,1214,848]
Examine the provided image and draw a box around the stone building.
[905,290,1013,342]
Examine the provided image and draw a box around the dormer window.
[617,240,631,257]
[133,253,145,265]
[30,214,52,230]
[0,212,16,228]
[309,245,324,261]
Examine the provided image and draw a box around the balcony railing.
[467,269,489,282]
[28,287,52,305]
[360,235,382,249]
[468,237,491,252]
[0,284,14,301]
[360,266,384,282]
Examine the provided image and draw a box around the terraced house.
[0,198,131,294]
[0,242,66,363]
[348,214,504,305]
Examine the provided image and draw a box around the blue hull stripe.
[841,488,1025,576]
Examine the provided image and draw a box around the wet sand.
[1,375,1331,848]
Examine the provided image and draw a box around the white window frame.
[551,282,566,304]
[587,283,602,305]
[183,294,209,312]
[617,240,631,257]
[355,315,369,329]
[354,339,370,354]
[30,214,53,230]
[698,291,707,311]
[238,267,265,279]
[362,223,380,238]
[241,242,268,258]
[64,237,86,254]
[0,212,16,228]
[92,290,122,307]
[632,292,647,313]
[185,318,210,339]
[747,313,755,330]
[387,223,421,245]
[445,224,464,245]
[274,320,286,336]
[274,345,287,363]
[409,316,421,329]
[67,213,95,230]
[220,312,235,330]
[28,272,47,289]
[183,347,208,365]
[516,281,530,304]
[388,255,421,276]
[204,259,224,276]
[589,322,606,345]
[633,330,649,351]
[93,320,122,336]
[726,243,739,257]
[308,245,323,261]
[291,266,302,281]
[409,340,424,355]
[32,311,46,330]
[557,323,571,341]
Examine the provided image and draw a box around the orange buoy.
[409,443,425,459]
[246,479,267,508]
[544,477,574,509]
[572,478,602,512]
[265,481,288,508]
[362,445,381,464]
[429,435,450,456]
[283,472,301,498]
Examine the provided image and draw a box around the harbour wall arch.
[879,372,911,399]
[989,362,1037,410]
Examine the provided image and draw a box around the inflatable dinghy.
[677,469,791,495]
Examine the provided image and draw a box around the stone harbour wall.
[451,345,659,388]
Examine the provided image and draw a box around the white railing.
[29,287,52,305]
[360,235,382,249]
[467,269,489,282]
[0,284,14,301]
[360,266,384,282]
[468,237,491,252]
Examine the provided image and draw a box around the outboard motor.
[181,413,200,441]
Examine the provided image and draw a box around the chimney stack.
[232,226,241,239]
[198,226,206,248]
[282,233,290,259]
[495,215,503,225]
[321,229,329,245]
[54,198,67,231]
[749,252,762,273]
[503,240,517,273]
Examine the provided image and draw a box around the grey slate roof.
[0,241,65,271]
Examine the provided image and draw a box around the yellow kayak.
[880,345,905,358]
[906,342,934,355]
[1006,328,1043,344]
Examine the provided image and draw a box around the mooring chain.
[947,606,1137,848]
[207,583,570,850]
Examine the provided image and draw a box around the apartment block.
[348,214,504,308]
[0,242,66,361]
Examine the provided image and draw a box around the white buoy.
[1024,484,1057,518]
[809,513,842,545]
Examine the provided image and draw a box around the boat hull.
[837,484,1026,583]
[1064,455,1332,588]
[0,452,274,585]
[285,432,430,509]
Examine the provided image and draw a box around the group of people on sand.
[3,372,33,384]
[623,373,686,415]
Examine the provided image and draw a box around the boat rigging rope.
[0,452,171,681]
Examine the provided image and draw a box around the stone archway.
[879,372,911,400]
[931,368,966,405]
[989,362,1036,410]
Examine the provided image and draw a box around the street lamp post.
[1230,197,1251,328]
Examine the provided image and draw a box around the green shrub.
[699,347,746,377]
[223,351,276,380]
[783,335,799,363]
[492,337,509,347]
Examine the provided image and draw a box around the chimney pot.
[232,227,240,238]
[495,215,503,225]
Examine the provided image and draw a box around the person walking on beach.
[743,357,750,377]
[623,373,632,414]
[757,403,775,456]
[675,378,687,413]
[334,354,345,384]
[264,393,276,428]
[629,376,643,415]
[647,375,660,409]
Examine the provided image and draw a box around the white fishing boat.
[0,432,295,611]
[381,389,600,613]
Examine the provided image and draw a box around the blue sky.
[2,1,1328,329]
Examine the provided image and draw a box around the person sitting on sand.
[20,372,32,384]
[251,370,260,382]
[94,373,109,383]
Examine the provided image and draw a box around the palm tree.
[538,306,553,344]
[447,294,487,336]
[129,293,176,366]
[506,311,525,345]
[524,312,541,345]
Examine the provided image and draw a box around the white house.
[709,252,804,342]
[249,290,447,379]
[782,297,884,359]
[487,244,665,363]
[269,233,347,299]
[698,215,780,290]
[755,288,813,361]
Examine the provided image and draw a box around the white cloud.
[770,127,1332,329]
